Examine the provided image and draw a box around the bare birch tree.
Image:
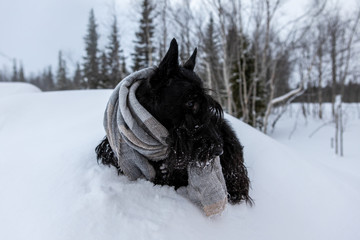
[158,0,168,60]
[262,0,327,133]
[335,8,360,156]
[316,22,327,119]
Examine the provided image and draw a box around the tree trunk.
[263,61,277,134]
[206,62,213,93]
[317,41,323,119]
[217,0,233,114]
[330,27,337,117]
[339,101,343,156]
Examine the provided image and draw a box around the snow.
[269,103,360,165]
[0,82,41,98]
[0,84,359,240]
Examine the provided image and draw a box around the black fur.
[96,38,252,205]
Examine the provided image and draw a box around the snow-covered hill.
[0,82,41,98]
[0,84,359,240]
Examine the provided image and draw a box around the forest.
[1,0,359,134]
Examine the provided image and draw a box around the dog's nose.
[213,146,224,157]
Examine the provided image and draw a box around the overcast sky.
[0,0,135,76]
[0,0,357,78]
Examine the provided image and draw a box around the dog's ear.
[150,38,179,89]
[183,48,197,71]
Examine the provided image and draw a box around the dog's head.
[140,38,222,131]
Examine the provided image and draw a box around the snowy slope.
[0,82,41,98]
[0,87,359,240]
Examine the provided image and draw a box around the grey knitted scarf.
[103,67,227,216]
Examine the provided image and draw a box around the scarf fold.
[104,67,168,181]
[103,67,227,216]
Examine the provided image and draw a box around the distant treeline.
[294,81,360,103]
[0,8,127,92]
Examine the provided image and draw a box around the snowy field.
[0,83,359,240]
[269,103,360,185]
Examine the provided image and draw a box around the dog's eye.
[185,100,194,108]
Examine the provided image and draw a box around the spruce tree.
[99,51,110,88]
[132,0,156,71]
[43,66,55,91]
[11,59,18,82]
[273,51,292,98]
[40,69,47,91]
[56,51,68,90]
[0,72,6,82]
[18,62,25,82]
[106,16,122,88]
[73,63,82,90]
[121,55,128,76]
[82,9,100,89]
[29,75,41,89]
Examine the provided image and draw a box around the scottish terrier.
[96,38,252,205]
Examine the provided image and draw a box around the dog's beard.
[165,115,223,174]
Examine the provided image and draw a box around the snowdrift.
[0,82,41,98]
[0,87,359,240]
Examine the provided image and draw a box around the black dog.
[96,39,252,205]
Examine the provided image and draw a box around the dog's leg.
[95,137,123,174]
[219,120,253,205]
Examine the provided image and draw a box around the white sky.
[0,0,135,76]
[0,0,357,78]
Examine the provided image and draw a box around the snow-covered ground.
[0,82,41,98]
[269,103,360,191]
[0,83,359,240]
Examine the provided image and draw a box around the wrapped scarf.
[103,67,227,216]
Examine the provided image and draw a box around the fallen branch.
[308,120,333,138]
